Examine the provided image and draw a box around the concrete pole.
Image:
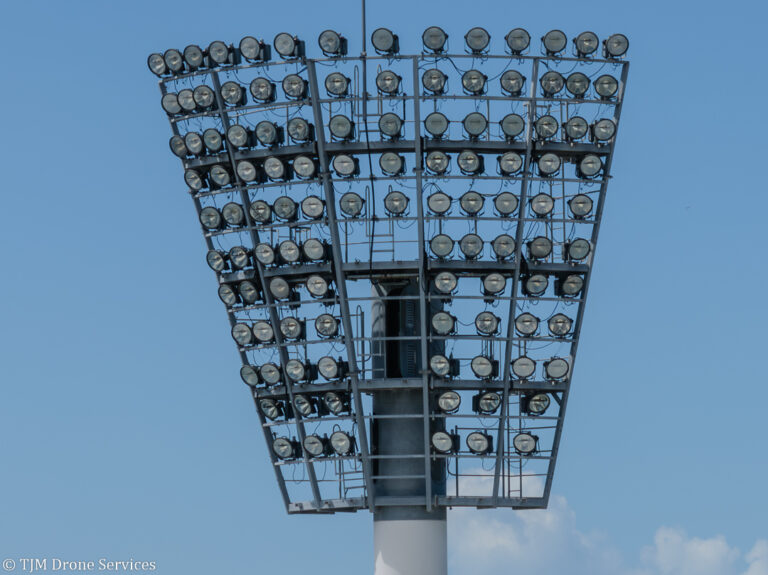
[374,510,447,575]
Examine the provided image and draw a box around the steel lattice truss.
[151,29,629,514]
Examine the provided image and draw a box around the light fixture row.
[431,430,539,456]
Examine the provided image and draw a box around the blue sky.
[1,0,767,573]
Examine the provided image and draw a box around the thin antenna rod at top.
[361,0,367,56]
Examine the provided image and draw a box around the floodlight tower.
[148,21,628,575]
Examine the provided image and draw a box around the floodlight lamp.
[222,202,245,226]
[526,393,551,415]
[227,124,249,148]
[515,312,539,336]
[376,70,401,94]
[513,432,538,454]
[434,271,457,294]
[282,74,307,99]
[424,112,449,138]
[218,284,238,306]
[147,53,167,76]
[255,121,280,146]
[458,151,483,175]
[492,234,515,259]
[192,85,215,109]
[379,113,402,139]
[220,81,244,106]
[228,246,250,269]
[250,77,275,102]
[199,206,222,229]
[329,115,354,141]
[169,135,187,157]
[252,320,274,343]
[249,200,272,224]
[565,116,589,141]
[459,191,484,215]
[437,390,461,413]
[422,69,447,94]
[325,72,350,97]
[292,395,314,416]
[422,26,448,52]
[315,314,339,337]
[183,132,203,155]
[318,357,341,380]
[264,157,287,181]
[530,193,554,217]
[184,168,204,191]
[278,240,301,264]
[294,156,317,179]
[430,234,454,258]
[163,49,184,73]
[578,154,603,178]
[559,274,583,296]
[463,112,488,138]
[475,311,500,335]
[303,435,326,458]
[495,192,519,215]
[471,356,496,379]
[330,431,353,455]
[466,432,492,454]
[207,165,230,189]
[260,363,282,385]
[239,36,265,61]
[500,70,525,96]
[203,128,223,153]
[595,75,619,99]
[237,161,258,182]
[300,196,324,219]
[231,322,254,346]
[431,311,455,336]
[604,33,629,58]
[475,391,500,414]
[274,197,298,220]
[279,317,303,340]
[512,356,536,379]
[431,431,455,454]
[548,313,572,337]
[178,89,195,112]
[569,194,593,218]
[523,274,548,296]
[333,154,358,177]
[592,118,616,142]
[465,27,490,53]
[566,72,590,98]
[371,28,398,54]
[238,281,260,304]
[501,114,525,140]
[545,357,569,380]
[528,236,553,259]
[574,31,599,57]
[285,359,308,383]
[339,192,364,217]
[241,365,260,386]
[426,151,450,174]
[428,192,451,214]
[318,30,346,56]
[539,71,565,96]
[272,437,297,460]
[306,275,330,298]
[483,273,506,295]
[274,33,302,58]
[460,234,483,259]
[430,354,452,377]
[380,153,405,176]
[287,118,313,143]
[538,153,561,176]
[207,41,230,65]
[384,190,409,214]
[269,277,292,300]
[206,250,227,272]
[259,399,282,420]
[505,28,531,54]
[566,238,591,261]
[535,115,559,140]
[161,93,181,115]
[542,30,567,55]
[462,69,487,95]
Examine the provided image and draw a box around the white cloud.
[448,491,767,575]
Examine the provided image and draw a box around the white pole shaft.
[374,519,447,575]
